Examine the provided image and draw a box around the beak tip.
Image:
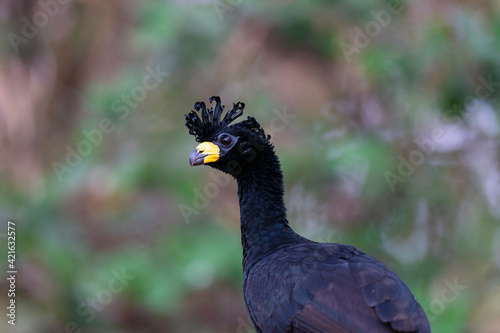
[189,149,204,166]
[189,142,219,166]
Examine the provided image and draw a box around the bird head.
[185,96,272,177]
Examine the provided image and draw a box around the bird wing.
[248,243,430,333]
[286,244,430,333]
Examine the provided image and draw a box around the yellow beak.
[189,142,220,166]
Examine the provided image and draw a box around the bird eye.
[220,135,232,146]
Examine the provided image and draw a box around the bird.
[184,96,431,333]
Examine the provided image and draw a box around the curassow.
[185,96,430,333]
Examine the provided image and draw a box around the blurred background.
[1,0,500,332]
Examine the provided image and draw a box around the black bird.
[185,96,430,333]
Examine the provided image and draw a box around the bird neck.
[235,150,300,269]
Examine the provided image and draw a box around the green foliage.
[3,0,500,332]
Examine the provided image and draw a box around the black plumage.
[185,97,430,333]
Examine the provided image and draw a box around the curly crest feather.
[185,96,270,143]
